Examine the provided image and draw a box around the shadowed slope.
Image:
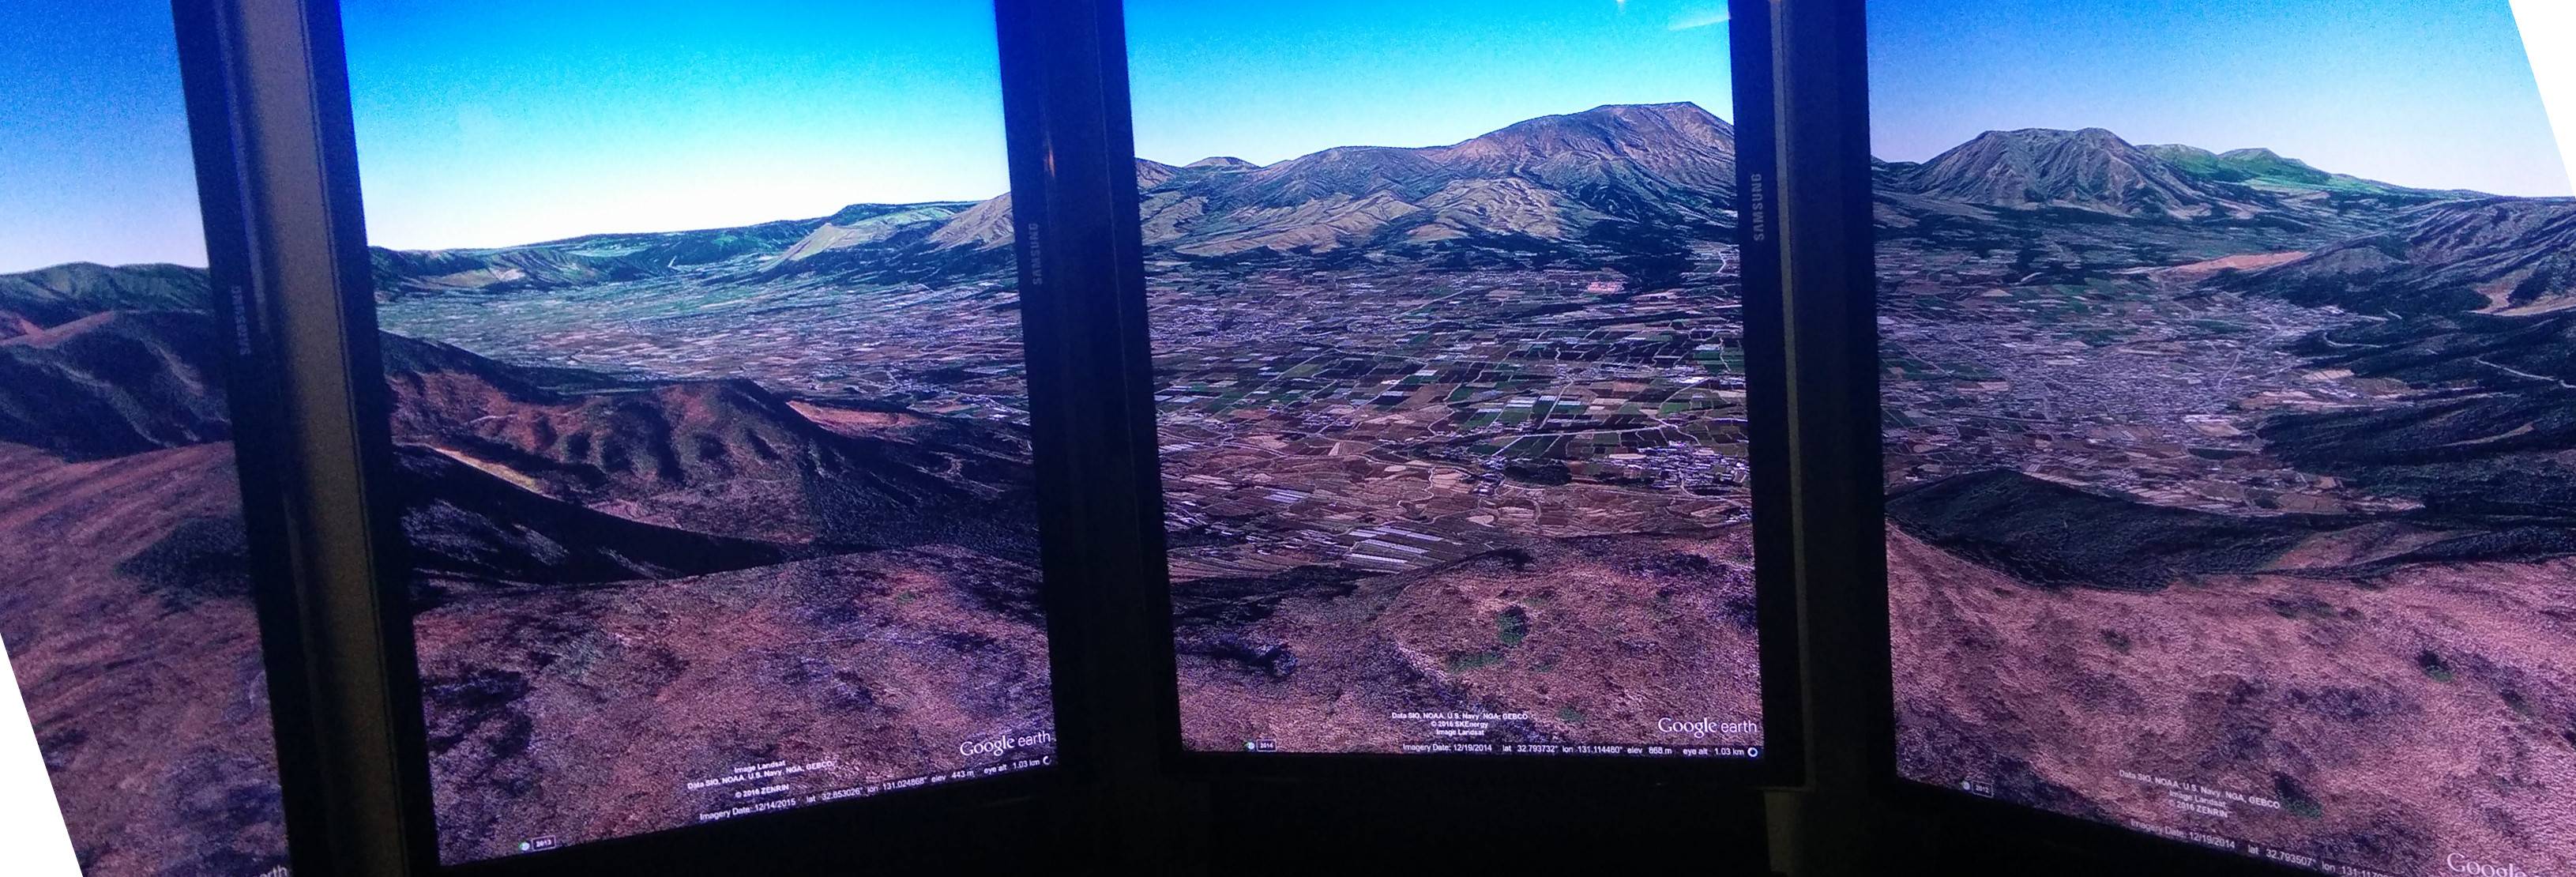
[0,311,230,461]
[378,333,1036,557]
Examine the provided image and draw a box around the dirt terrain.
[1177,528,1762,754]
[370,325,1055,863]
[1891,525,2576,871]
[0,264,1060,868]
[1881,124,2576,875]
[414,547,1050,859]
[1141,105,1766,756]
[0,441,287,877]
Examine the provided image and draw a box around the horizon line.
[18,108,2560,265]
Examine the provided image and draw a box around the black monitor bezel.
[167,0,336,871]
[1130,0,1807,789]
[272,0,1102,871]
[1885,777,2348,877]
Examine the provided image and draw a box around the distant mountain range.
[1132,101,1736,256]
[11,104,2568,321]
[334,104,2556,304]
[0,262,209,339]
[19,111,2567,600]
[355,103,1743,296]
[1852,120,2495,220]
[1878,126,2477,221]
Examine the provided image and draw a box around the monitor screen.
[1130,0,1768,760]
[0,2,292,875]
[339,2,1053,863]
[1875,1,2575,873]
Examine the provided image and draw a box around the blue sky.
[1871,0,2570,196]
[337,0,1733,249]
[339,0,1014,250]
[0,0,204,272]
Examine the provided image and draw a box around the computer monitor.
[0,2,293,874]
[1875,2,2574,873]
[336,1,1054,864]
[1129,0,1792,769]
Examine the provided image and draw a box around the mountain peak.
[1427,102,1735,197]
[1577,101,1724,125]
[1901,126,2246,217]
[1961,126,2134,149]
[1185,156,1259,171]
[1460,101,1733,155]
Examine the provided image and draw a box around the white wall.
[0,637,81,876]
[2514,0,2576,190]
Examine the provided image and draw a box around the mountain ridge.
[0,262,211,338]
[9,108,2494,305]
[1892,127,2261,219]
[356,103,1748,291]
[2230,196,2576,315]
